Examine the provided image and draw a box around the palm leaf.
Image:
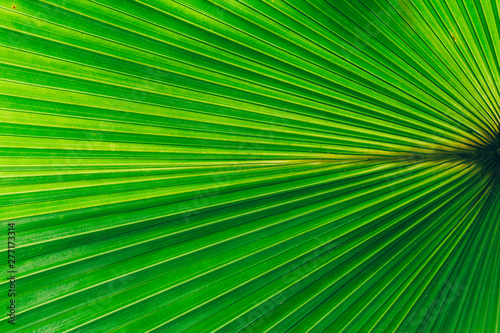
[1,0,499,332]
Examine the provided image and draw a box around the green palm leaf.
[1,0,499,332]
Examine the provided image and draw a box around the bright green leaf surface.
[0,0,499,332]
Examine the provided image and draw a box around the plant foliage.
[0,0,499,332]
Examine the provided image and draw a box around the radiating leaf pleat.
[0,0,499,332]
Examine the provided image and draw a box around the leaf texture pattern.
[0,0,499,332]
